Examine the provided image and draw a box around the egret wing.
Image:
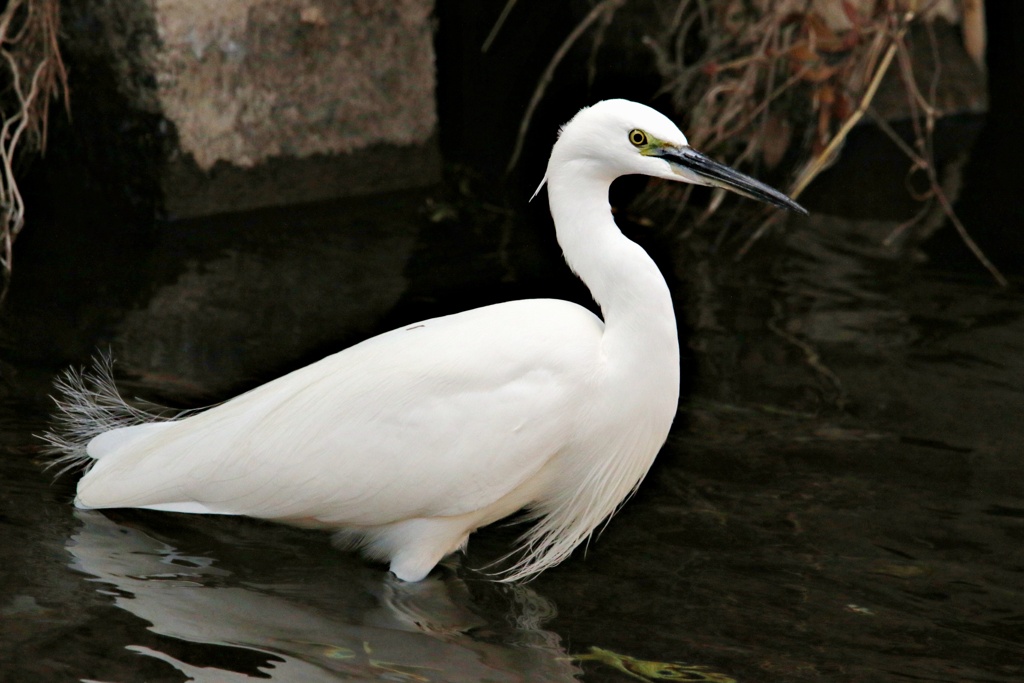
[76,300,605,527]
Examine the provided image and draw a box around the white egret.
[45,99,805,582]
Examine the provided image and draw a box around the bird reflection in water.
[67,510,734,682]
[67,510,578,682]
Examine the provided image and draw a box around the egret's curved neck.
[547,163,678,364]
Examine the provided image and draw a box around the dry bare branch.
[505,0,627,173]
[0,0,68,302]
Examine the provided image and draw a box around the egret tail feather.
[40,354,178,476]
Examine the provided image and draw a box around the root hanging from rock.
[0,0,68,301]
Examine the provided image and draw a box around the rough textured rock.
[62,0,439,218]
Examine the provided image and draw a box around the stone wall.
[63,0,439,218]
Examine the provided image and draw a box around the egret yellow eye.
[628,129,648,147]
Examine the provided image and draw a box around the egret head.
[542,99,806,214]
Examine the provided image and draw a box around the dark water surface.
[2,148,1023,681]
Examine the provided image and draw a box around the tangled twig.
[645,1,996,281]
[504,0,627,173]
[789,11,913,199]
[0,0,68,302]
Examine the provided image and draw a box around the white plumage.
[45,99,804,582]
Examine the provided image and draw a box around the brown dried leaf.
[760,114,792,169]
[833,90,852,121]
[802,62,840,83]
[788,42,818,62]
[806,12,844,52]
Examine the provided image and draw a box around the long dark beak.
[655,147,808,215]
